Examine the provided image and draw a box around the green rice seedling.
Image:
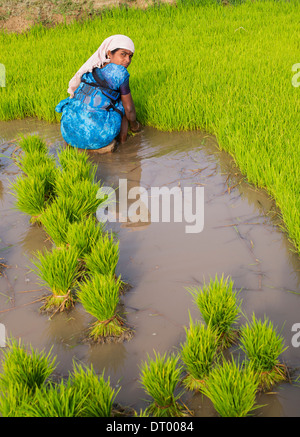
[77,272,131,343]
[83,231,119,277]
[57,146,97,183]
[54,178,104,219]
[16,149,58,180]
[69,362,119,417]
[39,197,75,247]
[188,274,242,348]
[18,134,49,155]
[26,379,87,417]
[65,215,106,258]
[139,351,185,417]
[30,245,81,312]
[239,314,288,390]
[10,171,54,222]
[0,338,56,394]
[40,194,104,247]
[0,382,33,417]
[180,316,219,392]
[201,358,260,417]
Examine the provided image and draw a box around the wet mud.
[0,118,300,416]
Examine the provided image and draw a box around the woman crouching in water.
[55,34,141,153]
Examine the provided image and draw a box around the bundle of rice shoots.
[31,245,81,311]
[77,273,131,343]
[69,362,119,417]
[180,317,219,392]
[139,351,185,417]
[188,274,242,348]
[65,215,106,258]
[83,231,119,277]
[0,338,56,394]
[201,358,260,417]
[239,314,288,390]
[18,134,48,155]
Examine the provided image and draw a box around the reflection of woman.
[55,34,141,153]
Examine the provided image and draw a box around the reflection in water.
[0,119,300,415]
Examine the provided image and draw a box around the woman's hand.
[130,120,142,133]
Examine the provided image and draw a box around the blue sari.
[55,63,129,149]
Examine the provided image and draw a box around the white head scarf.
[67,34,135,98]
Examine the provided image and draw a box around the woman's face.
[108,49,133,69]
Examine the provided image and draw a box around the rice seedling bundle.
[57,146,97,183]
[201,358,260,417]
[0,338,56,394]
[180,317,219,392]
[239,314,288,390]
[26,379,87,417]
[139,351,185,417]
[17,134,49,155]
[11,171,53,221]
[83,231,119,277]
[69,362,119,417]
[188,274,242,348]
[65,215,106,258]
[77,272,131,342]
[31,245,81,311]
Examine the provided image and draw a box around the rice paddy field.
[0,0,300,419]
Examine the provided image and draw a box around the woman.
[55,34,141,153]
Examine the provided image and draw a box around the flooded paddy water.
[0,118,300,417]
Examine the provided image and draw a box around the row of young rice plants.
[139,274,290,417]
[10,134,133,343]
[0,274,290,417]
[0,0,299,255]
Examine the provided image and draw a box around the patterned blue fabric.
[55,63,130,149]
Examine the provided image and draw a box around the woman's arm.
[121,93,141,132]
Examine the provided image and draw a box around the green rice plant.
[65,215,106,258]
[201,357,260,417]
[16,149,58,180]
[83,231,119,277]
[0,382,33,417]
[30,245,81,312]
[26,379,87,417]
[0,338,56,394]
[10,171,54,222]
[57,146,97,183]
[39,197,76,246]
[239,314,288,390]
[68,362,119,417]
[18,134,49,155]
[55,178,104,219]
[77,272,131,343]
[40,194,104,246]
[180,316,219,392]
[139,351,186,417]
[188,274,242,348]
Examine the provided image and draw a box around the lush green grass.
[0,0,299,253]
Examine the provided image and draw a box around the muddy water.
[0,118,300,417]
